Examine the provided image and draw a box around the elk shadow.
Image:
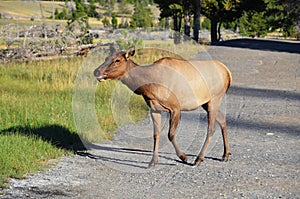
[0,124,87,151]
[77,144,182,168]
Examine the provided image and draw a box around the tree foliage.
[98,0,115,17]
[154,0,265,42]
[52,0,92,21]
[266,0,300,38]
[154,0,183,43]
[130,1,153,29]
[111,13,118,29]
[239,11,268,37]
[116,30,143,50]
[118,0,131,28]
[52,0,300,41]
[235,0,300,38]
[201,0,266,42]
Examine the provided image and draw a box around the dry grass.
[0,1,64,19]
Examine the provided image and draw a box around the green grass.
[0,58,79,130]
[0,55,148,189]
[0,58,81,188]
[0,133,64,188]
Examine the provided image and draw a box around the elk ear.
[125,46,135,60]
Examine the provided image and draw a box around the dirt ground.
[1,38,300,198]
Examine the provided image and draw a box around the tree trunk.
[183,0,191,39]
[178,13,182,33]
[217,21,222,41]
[193,0,201,42]
[210,17,218,43]
[173,14,181,44]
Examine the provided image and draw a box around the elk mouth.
[96,74,108,82]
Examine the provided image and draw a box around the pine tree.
[111,13,118,29]
[131,1,153,29]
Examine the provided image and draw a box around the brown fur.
[94,46,232,167]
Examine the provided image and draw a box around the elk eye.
[115,59,120,63]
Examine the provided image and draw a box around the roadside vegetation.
[0,58,79,188]
[0,56,148,188]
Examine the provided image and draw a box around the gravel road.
[1,39,300,198]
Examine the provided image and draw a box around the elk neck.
[125,59,139,71]
[119,59,145,94]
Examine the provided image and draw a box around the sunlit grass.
[0,58,80,188]
[0,1,64,19]
[0,55,148,188]
[0,58,79,130]
[0,133,64,188]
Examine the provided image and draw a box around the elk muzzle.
[94,68,108,82]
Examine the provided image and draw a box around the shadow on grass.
[0,125,87,151]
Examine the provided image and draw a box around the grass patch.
[0,55,148,189]
[0,58,81,131]
[0,58,82,189]
[0,132,64,188]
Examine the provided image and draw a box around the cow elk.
[94,46,232,167]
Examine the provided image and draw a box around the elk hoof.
[148,158,158,168]
[222,152,231,162]
[193,156,204,166]
[148,163,155,168]
[148,162,156,168]
[222,156,229,162]
[179,153,187,163]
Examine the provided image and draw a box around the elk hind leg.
[216,111,231,161]
[194,101,218,165]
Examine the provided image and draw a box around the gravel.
[1,39,299,198]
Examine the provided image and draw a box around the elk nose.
[94,69,99,77]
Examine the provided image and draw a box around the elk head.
[94,46,135,82]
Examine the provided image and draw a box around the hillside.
[0,0,66,26]
[0,1,65,19]
[0,0,159,28]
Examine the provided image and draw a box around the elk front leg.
[149,110,161,167]
[169,109,187,163]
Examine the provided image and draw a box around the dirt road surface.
[1,39,300,198]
